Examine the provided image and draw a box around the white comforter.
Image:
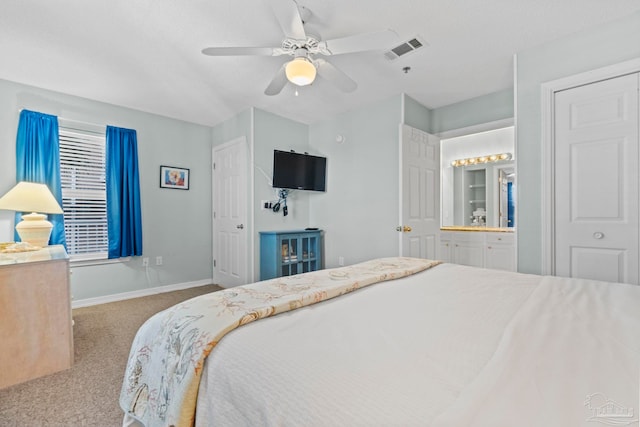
[126,263,640,426]
[433,274,640,427]
[197,263,603,426]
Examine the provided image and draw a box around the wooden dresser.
[0,245,73,389]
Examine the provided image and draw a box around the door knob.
[593,231,604,239]
[395,226,412,232]
[236,224,244,230]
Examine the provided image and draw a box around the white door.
[212,137,248,287]
[400,124,440,259]
[554,73,639,284]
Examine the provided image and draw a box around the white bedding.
[195,264,546,426]
[433,274,640,427]
[124,262,640,427]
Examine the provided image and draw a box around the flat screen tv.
[272,150,327,192]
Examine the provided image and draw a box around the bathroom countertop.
[440,226,515,233]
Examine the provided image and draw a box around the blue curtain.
[15,109,67,247]
[106,126,143,258]
[507,181,515,227]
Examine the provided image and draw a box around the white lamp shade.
[285,58,317,86]
[0,182,63,214]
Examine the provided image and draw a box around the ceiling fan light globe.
[285,58,316,86]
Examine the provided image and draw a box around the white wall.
[0,78,213,301]
[516,10,640,274]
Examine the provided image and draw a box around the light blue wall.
[211,107,312,280]
[252,108,311,279]
[431,88,514,134]
[211,109,252,146]
[308,94,403,268]
[210,108,253,278]
[0,79,213,301]
[403,94,432,133]
[218,98,412,276]
[0,72,519,301]
[516,10,640,274]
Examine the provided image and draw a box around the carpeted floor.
[0,284,222,427]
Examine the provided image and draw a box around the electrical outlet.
[261,200,272,210]
[142,257,149,267]
[156,256,163,266]
[338,256,344,266]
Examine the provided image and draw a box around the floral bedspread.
[119,257,440,427]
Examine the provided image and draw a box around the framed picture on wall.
[160,165,190,190]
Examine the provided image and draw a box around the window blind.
[59,127,108,261]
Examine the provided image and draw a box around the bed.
[120,257,640,427]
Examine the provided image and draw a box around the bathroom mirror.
[497,166,515,227]
[441,126,515,228]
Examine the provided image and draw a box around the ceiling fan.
[201,0,399,96]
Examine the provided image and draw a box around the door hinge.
[213,162,216,170]
[213,259,216,267]
[213,211,216,219]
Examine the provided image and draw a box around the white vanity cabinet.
[484,232,516,271]
[440,231,485,267]
[439,229,516,271]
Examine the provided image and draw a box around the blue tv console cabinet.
[259,229,323,280]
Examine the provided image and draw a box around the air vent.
[384,36,426,61]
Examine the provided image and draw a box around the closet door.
[554,73,639,284]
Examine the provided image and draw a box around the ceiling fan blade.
[268,0,306,40]
[320,29,399,55]
[315,59,357,93]
[264,64,288,96]
[201,47,279,56]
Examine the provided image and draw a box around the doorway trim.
[540,57,640,275]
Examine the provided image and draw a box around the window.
[59,125,108,261]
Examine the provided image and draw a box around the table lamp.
[0,181,64,247]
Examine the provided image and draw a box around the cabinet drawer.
[449,231,484,243]
[486,233,514,245]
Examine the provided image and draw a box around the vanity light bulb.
[499,153,509,160]
[451,160,458,167]
[489,155,498,161]
[467,158,476,164]
[478,156,488,163]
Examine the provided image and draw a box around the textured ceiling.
[1,0,639,126]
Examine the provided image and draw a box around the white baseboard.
[72,278,216,309]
